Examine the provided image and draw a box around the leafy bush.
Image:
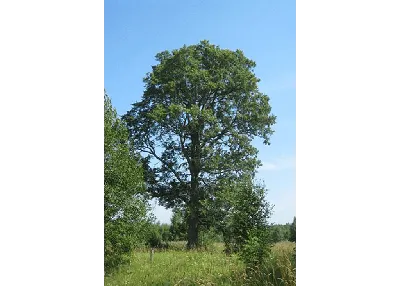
[239,229,271,275]
[269,224,291,243]
[215,176,273,255]
[147,227,163,248]
[104,91,151,274]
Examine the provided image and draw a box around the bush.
[216,177,273,255]
[198,228,223,251]
[104,235,129,273]
[239,229,271,274]
[104,92,152,274]
[147,227,163,248]
[269,224,291,243]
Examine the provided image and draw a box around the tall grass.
[244,241,296,286]
[104,241,295,286]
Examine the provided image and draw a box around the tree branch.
[201,114,237,148]
[137,144,185,184]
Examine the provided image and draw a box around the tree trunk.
[187,131,201,249]
[187,207,199,249]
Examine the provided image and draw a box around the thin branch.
[201,114,237,148]
[137,144,185,184]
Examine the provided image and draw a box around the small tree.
[104,91,150,274]
[215,176,273,277]
[146,223,163,248]
[169,208,188,241]
[159,223,171,243]
[212,175,273,254]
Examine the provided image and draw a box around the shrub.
[239,229,271,275]
[147,227,163,248]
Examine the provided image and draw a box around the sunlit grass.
[104,241,295,286]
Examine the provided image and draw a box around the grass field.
[104,241,295,286]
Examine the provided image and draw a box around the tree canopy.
[123,40,276,248]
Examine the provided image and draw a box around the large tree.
[104,91,150,273]
[123,41,276,248]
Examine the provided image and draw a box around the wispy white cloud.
[258,156,295,172]
[258,162,278,171]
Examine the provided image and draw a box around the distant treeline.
[145,209,296,248]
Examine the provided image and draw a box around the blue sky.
[105,0,295,225]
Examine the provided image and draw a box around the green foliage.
[289,216,296,242]
[210,175,273,254]
[239,229,271,270]
[269,224,291,243]
[169,208,188,241]
[198,227,223,251]
[146,225,163,248]
[145,223,172,248]
[159,223,171,242]
[238,241,296,286]
[123,40,276,248]
[104,91,151,274]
